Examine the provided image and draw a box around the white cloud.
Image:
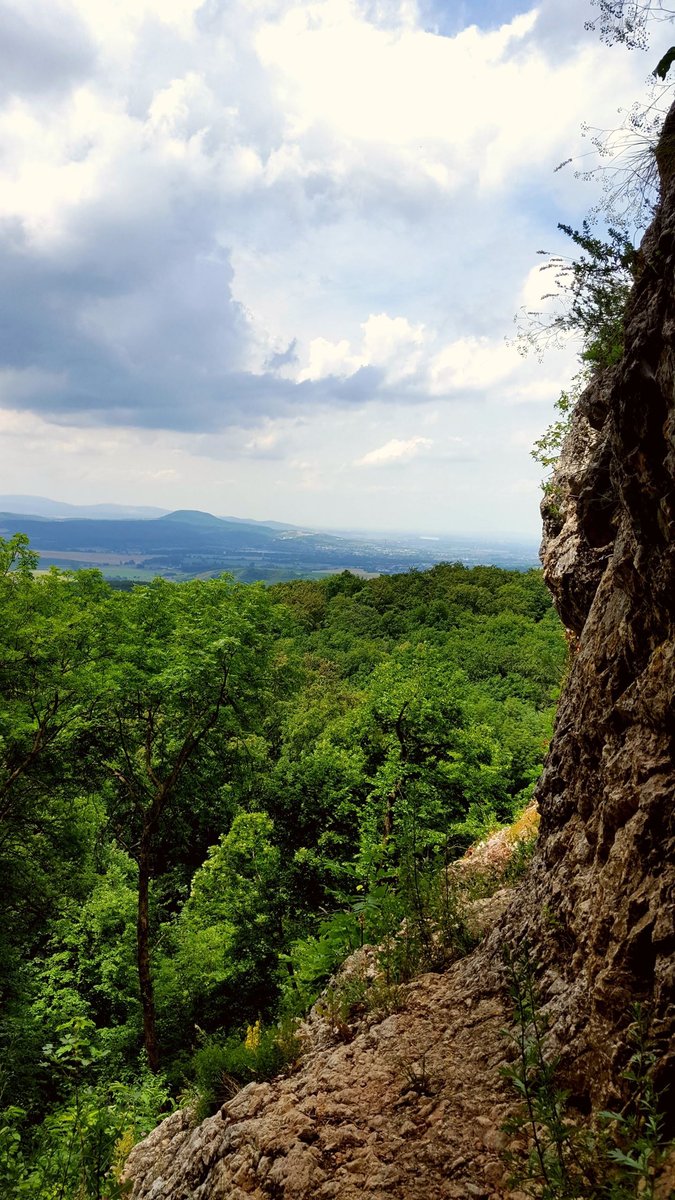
[255,3,538,162]
[296,313,428,384]
[0,0,654,532]
[355,435,433,467]
[293,317,529,400]
[71,0,202,47]
[298,337,362,381]
[427,337,522,393]
[146,467,180,480]
[361,313,429,381]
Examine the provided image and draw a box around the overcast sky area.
[0,0,664,533]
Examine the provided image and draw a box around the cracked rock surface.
[125,952,515,1200]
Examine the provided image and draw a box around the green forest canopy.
[0,534,566,1196]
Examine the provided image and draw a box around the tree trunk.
[137,829,160,1073]
[383,702,409,839]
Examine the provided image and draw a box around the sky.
[0,0,662,533]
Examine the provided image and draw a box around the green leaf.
[607,1147,641,1170]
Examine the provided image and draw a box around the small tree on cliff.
[525,1,675,485]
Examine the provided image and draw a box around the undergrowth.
[189,1015,303,1122]
[501,944,673,1199]
[191,822,538,1119]
[0,1017,173,1200]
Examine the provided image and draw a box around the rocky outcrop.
[492,118,675,1114]
[124,964,513,1200]
[539,370,616,636]
[124,852,523,1200]
[125,110,675,1197]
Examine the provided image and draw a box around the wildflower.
[245,1020,261,1054]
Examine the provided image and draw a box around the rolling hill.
[0,503,540,582]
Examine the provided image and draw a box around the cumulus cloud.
[355,435,433,467]
[293,315,528,401]
[0,0,653,530]
[427,337,522,393]
[0,0,95,101]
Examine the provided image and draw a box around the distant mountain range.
[0,495,296,527]
[0,497,540,583]
[0,495,170,520]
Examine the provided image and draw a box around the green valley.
[0,505,540,584]
[0,535,565,1196]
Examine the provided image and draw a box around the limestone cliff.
[500,117,675,1109]
[124,112,675,1198]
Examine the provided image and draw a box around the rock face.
[125,113,675,1197]
[499,119,675,1112]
